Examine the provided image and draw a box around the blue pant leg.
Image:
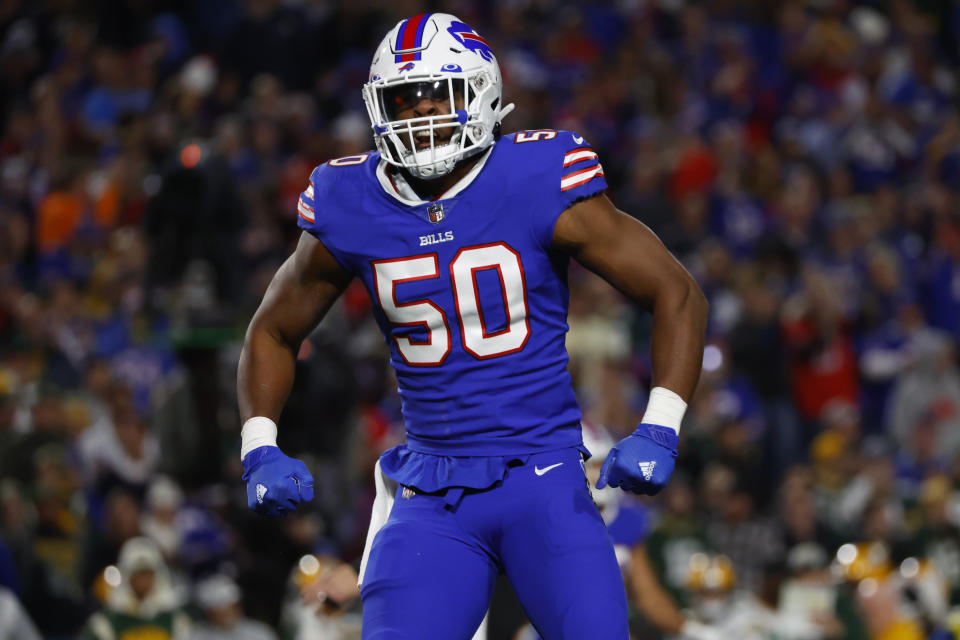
[496,449,629,640]
[360,487,497,640]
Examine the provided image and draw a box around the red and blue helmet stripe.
[394,13,432,63]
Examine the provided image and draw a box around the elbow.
[665,272,708,324]
[245,315,299,356]
[687,277,709,324]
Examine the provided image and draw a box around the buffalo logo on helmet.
[427,203,445,224]
[398,62,416,73]
[446,20,494,62]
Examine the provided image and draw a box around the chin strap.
[497,102,516,122]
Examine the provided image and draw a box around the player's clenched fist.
[240,417,314,516]
[596,423,678,496]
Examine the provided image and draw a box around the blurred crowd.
[0,0,959,638]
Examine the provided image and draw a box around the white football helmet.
[362,13,514,180]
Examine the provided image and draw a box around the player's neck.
[400,154,483,201]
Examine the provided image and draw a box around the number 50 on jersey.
[372,242,530,365]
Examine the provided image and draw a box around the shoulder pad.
[298,152,378,225]
[497,129,606,248]
[504,130,605,196]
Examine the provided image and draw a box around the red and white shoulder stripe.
[561,152,604,192]
[298,185,315,223]
[563,148,597,168]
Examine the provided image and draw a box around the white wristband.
[240,417,278,461]
[640,387,687,434]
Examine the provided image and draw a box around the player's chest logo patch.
[427,202,445,223]
[419,230,454,246]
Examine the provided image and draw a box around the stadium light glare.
[104,565,122,587]
[899,557,919,579]
[857,578,878,598]
[836,543,857,566]
[299,554,321,576]
[702,345,723,372]
[180,143,203,169]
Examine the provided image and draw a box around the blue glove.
[596,423,678,496]
[242,446,314,517]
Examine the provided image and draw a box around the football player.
[237,13,708,639]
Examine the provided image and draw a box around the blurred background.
[0,0,959,638]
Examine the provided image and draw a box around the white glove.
[681,620,724,640]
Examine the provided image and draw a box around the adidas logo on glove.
[638,461,656,481]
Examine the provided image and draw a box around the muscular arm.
[237,232,353,422]
[552,194,708,401]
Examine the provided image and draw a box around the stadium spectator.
[140,475,185,561]
[189,574,277,640]
[80,536,190,640]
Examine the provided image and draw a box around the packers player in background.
[237,13,708,639]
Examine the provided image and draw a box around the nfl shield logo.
[427,203,445,224]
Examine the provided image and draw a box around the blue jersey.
[296,130,607,457]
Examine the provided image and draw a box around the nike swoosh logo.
[534,462,564,476]
[572,134,584,144]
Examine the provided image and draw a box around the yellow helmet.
[291,554,344,589]
[92,564,124,603]
[811,429,846,463]
[685,553,736,592]
[833,542,892,582]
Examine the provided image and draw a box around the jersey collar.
[375,146,494,207]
